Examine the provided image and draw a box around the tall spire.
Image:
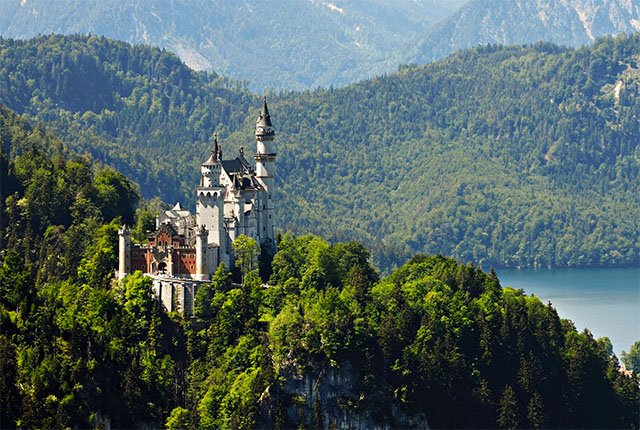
[213,133,221,161]
[255,96,275,141]
[257,96,272,127]
[202,133,221,166]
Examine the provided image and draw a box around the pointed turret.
[213,133,222,161]
[200,134,224,188]
[255,96,275,141]
[257,96,272,127]
[202,134,221,167]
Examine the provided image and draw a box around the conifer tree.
[497,385,519,430]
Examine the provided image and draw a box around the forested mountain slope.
[0,34,257,203]
[412,0,640,64]
[1,106,638,428]
[1,1,638,90]
[272,35,640,270]
[0,0,464,90]
[0,34,638,270]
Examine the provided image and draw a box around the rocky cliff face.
[257,362,429,429]
[414,0,640,63]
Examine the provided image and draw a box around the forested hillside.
[0,0,465,90]
[0,34,638,270]
[0,34,257,204]
[1,106,638,428]
[272,35,640,270]
[1,0,636,90]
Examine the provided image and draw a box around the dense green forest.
[0,34,638,271]
[1,106,638,428]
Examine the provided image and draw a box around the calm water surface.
[497,267,640,356]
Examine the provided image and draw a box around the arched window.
[158,262,167,274]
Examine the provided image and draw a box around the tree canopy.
[0,34,638,270]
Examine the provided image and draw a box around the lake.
[496,267,640,357]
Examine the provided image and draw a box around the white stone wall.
[152,277,204,316]
[196,189,225,248]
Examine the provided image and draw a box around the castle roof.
[155,221,178,237]
[202,152,219,166]
[220,158,263,191]
[158,204,192,226]
[221,158,245,174]
[256,96,272,128]
[237,148,252,169]
[202,135,222,166]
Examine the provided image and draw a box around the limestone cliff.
[257,362,429,429]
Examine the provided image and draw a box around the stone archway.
[158,262,167,274]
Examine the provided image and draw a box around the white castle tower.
[195,135,228,277]
[117,225,131,280]
[254,96,277,250]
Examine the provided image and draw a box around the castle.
[117,98,277,314]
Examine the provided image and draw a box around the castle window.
[269,215,271,219]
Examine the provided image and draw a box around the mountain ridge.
[0,0,464,90]
[414,0,640,63]
[0,33,638,270]
[2,0,638,90]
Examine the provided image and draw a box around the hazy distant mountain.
[0,0,465,91]
[414,0,640,63]
[3,0,637,91]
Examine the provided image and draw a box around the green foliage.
[233,234,260,282]
[497,385,519,429]
[77,220,120,290]
[121,271,155,335]
[93,167,139,224]
[272,34,640,270]
[621,340,640,374]
[132,197,167,242]
[1,34,638,270]
[0,34,256,206]
[194,262,232,319]
[0,106,181,429]
[0,41,639,428]
[0,249,32,311]
[0,105,139,286]
[165,406,191,430]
